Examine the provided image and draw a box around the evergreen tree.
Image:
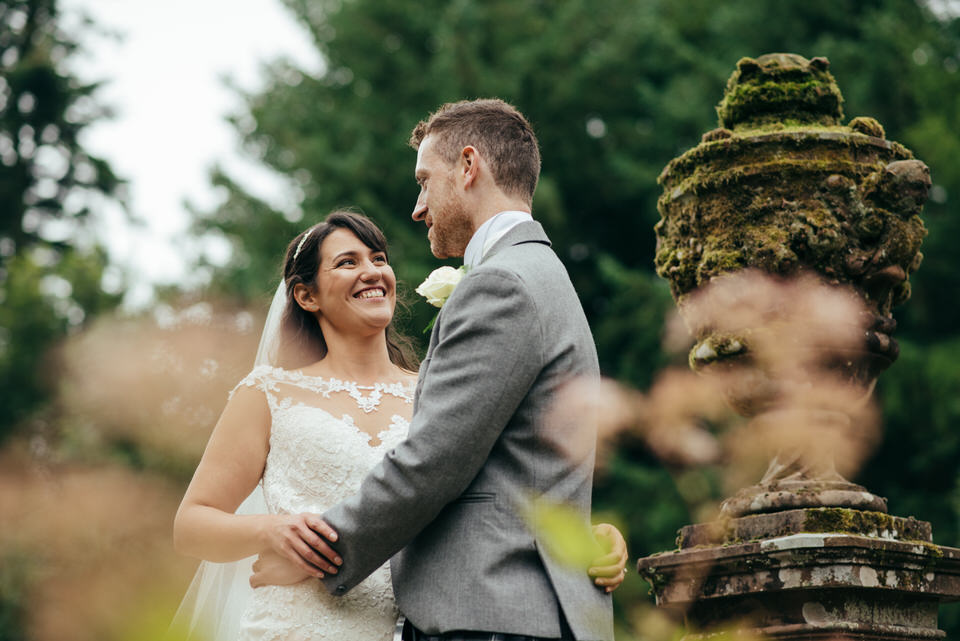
[0,0,123,442]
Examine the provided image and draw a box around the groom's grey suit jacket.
[321,221,614,641]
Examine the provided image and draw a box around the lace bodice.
[233,365,412,641]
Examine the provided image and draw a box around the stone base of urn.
[720,478,889,518]
[637,508,960,640]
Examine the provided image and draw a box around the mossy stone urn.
[655,53,928,320]
[654,53,930,516]
[639,54,960,641]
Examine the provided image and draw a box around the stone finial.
[716,53,844,130]
[656,54,928,326]
[653,53,930,511]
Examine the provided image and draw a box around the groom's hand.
[588,523,629,593]
[266,513,343,578]
[303,515,343,567]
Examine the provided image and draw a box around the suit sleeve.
[320,268,542,594]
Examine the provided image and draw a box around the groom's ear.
[293,282,321,313]
[459,145,480,189]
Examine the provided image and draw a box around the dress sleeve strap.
[228,364,276,400]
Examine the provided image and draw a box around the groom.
[318,99,613,641]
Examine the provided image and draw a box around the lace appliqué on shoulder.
[229,364,281,399]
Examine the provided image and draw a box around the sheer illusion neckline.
[269,364,413,389]
[232,365,414,448]
[258,365,415,414]
[291,368,412,389]
[296,403,408,448]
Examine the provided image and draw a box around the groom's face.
[413,135,474,259]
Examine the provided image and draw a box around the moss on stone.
[653,53,929,370]
[802,508,895,535]
[850,116,886,139]
[719,79,843,130]
[717,54,844,130]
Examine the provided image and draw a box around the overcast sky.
[60,0,322,306]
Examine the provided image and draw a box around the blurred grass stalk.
[0,274,884,638]
[0,301,259,640]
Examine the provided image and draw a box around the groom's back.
[392,222,613,640]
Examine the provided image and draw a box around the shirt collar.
[463,210,533,268]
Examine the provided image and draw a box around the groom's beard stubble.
[430,193,474,259]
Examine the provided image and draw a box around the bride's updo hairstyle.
[278,211,418,371]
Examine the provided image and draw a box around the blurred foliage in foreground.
[2,0,960,639]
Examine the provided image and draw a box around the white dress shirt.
[463,210,534,269]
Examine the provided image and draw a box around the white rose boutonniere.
[415,265,465,332]
[416,265,465,308]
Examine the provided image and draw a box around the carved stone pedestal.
[638,508,960,640]
[640,50,957,640]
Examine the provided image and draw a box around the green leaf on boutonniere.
[423,311,438,334]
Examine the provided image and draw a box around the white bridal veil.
[168,282,287,640]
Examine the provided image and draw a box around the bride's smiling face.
[298,228,396,335]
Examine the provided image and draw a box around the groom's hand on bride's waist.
[265,513,343,579]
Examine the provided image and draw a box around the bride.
[171,211,627,640]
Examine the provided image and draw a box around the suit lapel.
[414,320,441,413]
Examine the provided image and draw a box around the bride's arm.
[172,386,340,577]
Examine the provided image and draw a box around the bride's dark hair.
[277,211,419,372]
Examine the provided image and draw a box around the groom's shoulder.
[476,243,577,303]
[483,235,562,273]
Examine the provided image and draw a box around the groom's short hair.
[410,98,541,204]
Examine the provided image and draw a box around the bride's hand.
[250,550,311,588]
[588,523,629,593]
[264,513,342,578]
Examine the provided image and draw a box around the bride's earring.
[293,283,321,313]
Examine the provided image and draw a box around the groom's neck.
[468,196,531,232]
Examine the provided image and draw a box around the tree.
[0,0,123,443]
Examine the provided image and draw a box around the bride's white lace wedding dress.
[233,365,413,641]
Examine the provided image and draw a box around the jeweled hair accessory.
[293,228,314,260]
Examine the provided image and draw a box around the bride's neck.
[311,329,399,383]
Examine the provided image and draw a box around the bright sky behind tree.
[59,0,321,306]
